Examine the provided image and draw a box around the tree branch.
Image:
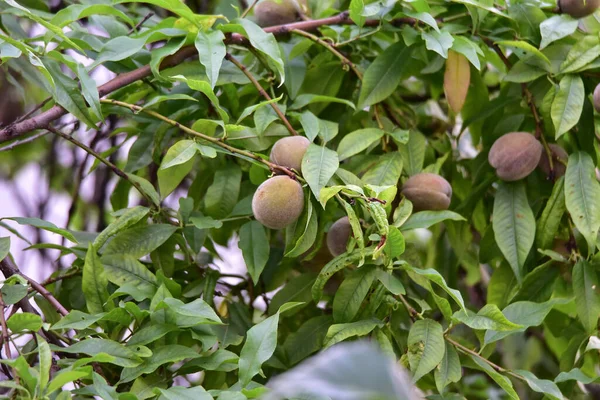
[0,12,418,143]
[0,255,69,317]
[225,53,298,136]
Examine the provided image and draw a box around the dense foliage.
[0,0,600,398]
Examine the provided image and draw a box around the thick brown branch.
[0,12,419,143]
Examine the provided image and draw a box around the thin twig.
[291,29,363,80]
[225,53,298,136]
[46,125,159,207]
[0,291,12,360]
[101,98,299,179]
[0,131,49,152]
[240,0,260,18]
[128,12,154,35]
[0,256,69,317]
[39,270,81,288]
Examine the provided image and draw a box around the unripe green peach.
[252,176,304,229]
[559,0,600,18]
[254,0,307,27]
[270,136,310,172]
[488,132,543,181]
[401,173,452,211]
[326,217,352,257]
[538,144,568,178]
[594,83,600,113]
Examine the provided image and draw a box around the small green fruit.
[252,175,304,229]
[326,217,352,257]
[270,136,310,172]
[401,173,452,211]
[538,144,568,178]
[254,0,307,27]
[488,132,543,181]
[559,0,600,18]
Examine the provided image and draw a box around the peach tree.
[0,0,599,398]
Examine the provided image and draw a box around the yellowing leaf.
[444,50,470,113]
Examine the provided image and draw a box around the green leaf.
[160,140,198,170]
[46,370,90,395]
[103,224,177,259]
[204,165,242,219]
[561,35,600,73]
[195,30,226,89]
[174,76,230,123]
[496,40,550,65]
[222,19,285,84]
[468,355,519,400]
[540,15,578,49]
[536,176,566,249]
[422,30,454,58]
[401,211,466,231]
[349,0,366,27]
[101,254,158,299]
[362,152,403,186]
[237,95,283,124]
[451,0,511,18]
[403,265,465,310]
[324,318,383,348]
[452,304,523,331]
[333,265,376,323]
[269,273,316,316]
[157,387,213,400]
[290,94,356,110]
[312,247,376,302]
[384,226,405,259]
[399,131,426,176]
[57,338,142,367]
[407,319,445,382]
[434,344,461,393]
[451,36,483,70]
[120,345,200,383]
[94,206,149,249]
[51,4,135,27]
[4,217,77,243]
[572,260,600,333]
[190,216,223,230]
[51,310,103,330]
[285,198,318,258]
[127,173,161,208]
[514,370,564,400]
[336,128,384,161]
[7,313,43,333]
[283,315,333,366]
[238,221,270,284]
[492,182,535,283]
[375,270,406,295]
[565,152,600,254]
[238,304,296,387]
[37,335,51,393]
[0,237,9,261]
[127,324,178,347]
[83,244,112,315]
[301,144,339,200]
[555,368,600,384]
[484,298,569,345]
[551,74,584,139]
[357,41,413,109]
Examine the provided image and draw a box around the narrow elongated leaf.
[452,304,523,331]
[204,165,242,219]
[83,244,112,314]
[120,345,200,382]
[301,144,339,200]
[399,131,426,176]
[337,129,384,161]
[103,224,177,259]
[362,152,403,186]
[401,211,466,231]
[4,217,77,243]
[540,15,578,49]
[492,182,535,283]
[0,237,9,261]
[468,355,519,400]
[333,265,376,323]
[403,265,465,310]
[536,176,566,249]
[551,74,584,139]
[407,319,445,382]
[515,370,564,400]
[195,30,225,89]
[7,313,42,333]
[565,152,600,254]
[434,344,461,393]
[283,315,333,366]
[94,206,149,249]
[444,50,470,113]
[573,261,600,333]
[324,318,383,348]
[357,41,413,109]
[238,221,270,284]
[561,35,600,73]
[57,338,142,367]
